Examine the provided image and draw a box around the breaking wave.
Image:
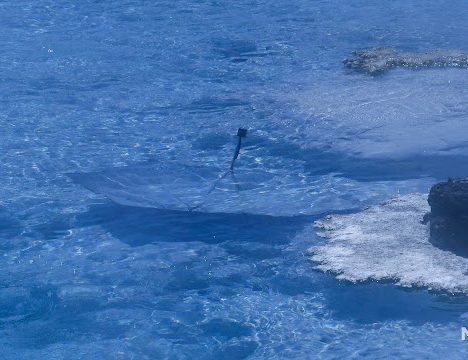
[309,193,468,294]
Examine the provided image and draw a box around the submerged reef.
[344,48,468,75]
[426,179,468,255]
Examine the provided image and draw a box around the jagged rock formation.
[426,179,468,255]
[344,48,468,75]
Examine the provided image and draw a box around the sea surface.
[1,1,468,358]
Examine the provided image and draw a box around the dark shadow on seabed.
[32,200,313,246]
[79,203,313,246]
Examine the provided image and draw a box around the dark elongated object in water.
[426,179,468,255]
[344,48,468,75]
[230,128,247,170]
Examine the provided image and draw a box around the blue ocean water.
[1,0,468,358]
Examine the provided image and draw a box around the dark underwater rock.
[427,179,468,255]
[344,48,468,75]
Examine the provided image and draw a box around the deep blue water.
[2,0,468,358]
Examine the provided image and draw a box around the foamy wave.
[309,193,468,293]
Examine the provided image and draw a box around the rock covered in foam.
[309,193,468,293]
[343,48,468,75]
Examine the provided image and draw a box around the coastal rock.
[427,179,468,254]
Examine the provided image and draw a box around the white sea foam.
[309,193,468,293]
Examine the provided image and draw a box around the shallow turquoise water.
[1,1,468,358]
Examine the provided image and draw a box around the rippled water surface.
[1,1,468,358]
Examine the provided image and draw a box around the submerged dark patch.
[344,48,468,75]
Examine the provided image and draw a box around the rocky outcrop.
[426,179,468,255]
[344,48,468,75]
